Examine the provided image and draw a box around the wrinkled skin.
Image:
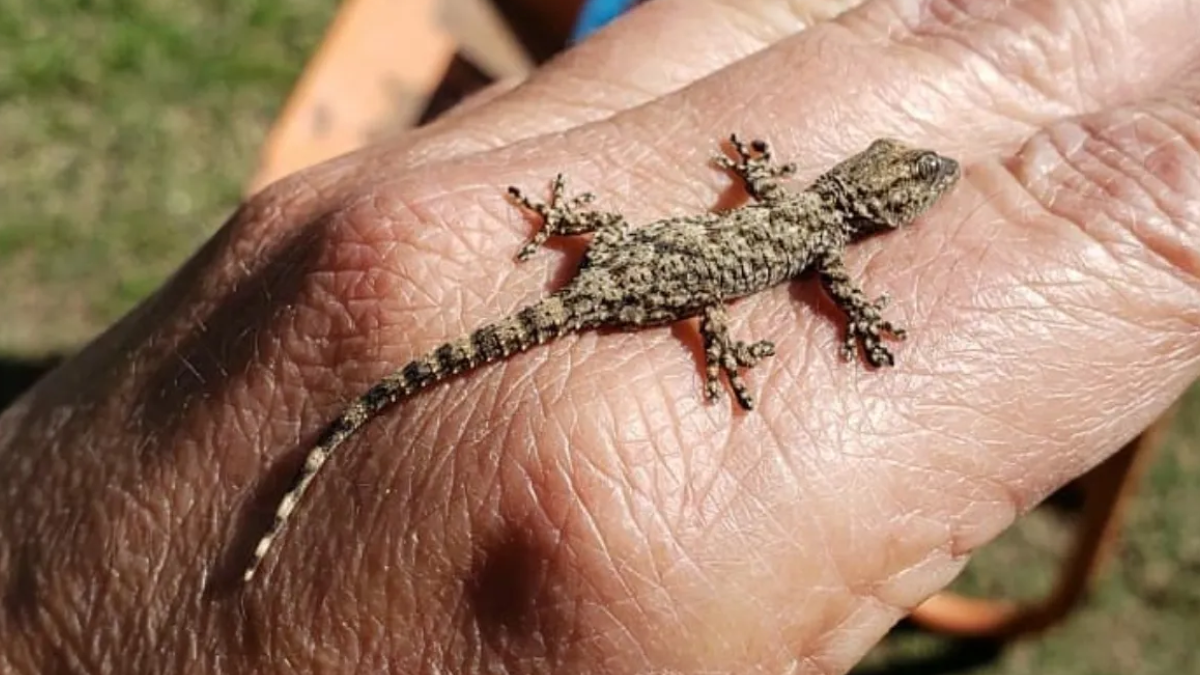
[2,0,1200,673]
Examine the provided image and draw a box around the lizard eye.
[915,152,943,180]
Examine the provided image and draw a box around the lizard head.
[819,138,960,235]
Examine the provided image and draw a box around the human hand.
[2,0,1198,672]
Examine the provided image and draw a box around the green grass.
[2,3,1198,673]
[0,0,336,352]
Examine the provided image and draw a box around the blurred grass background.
[0,0,337,351]
[1,1,1197,673]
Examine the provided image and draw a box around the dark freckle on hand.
[465,532,563,657]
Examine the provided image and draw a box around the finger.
[260,0,1199,259]
[392,0,1199,174]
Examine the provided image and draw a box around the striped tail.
[242,295,574,582]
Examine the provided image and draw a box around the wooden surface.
[246,0,554,194]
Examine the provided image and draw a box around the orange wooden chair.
[245,0,568,195]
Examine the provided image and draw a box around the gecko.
[241,135,961,582]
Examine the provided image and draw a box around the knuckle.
[1011,106,1200,313]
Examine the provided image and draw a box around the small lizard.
[241,135,960,582]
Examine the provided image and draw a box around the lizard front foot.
[714,134,797,203]
[507,174,620,261]
[840,293,907,367]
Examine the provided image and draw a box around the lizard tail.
[242,295,574,581]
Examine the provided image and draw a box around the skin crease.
[2,0,1200,674]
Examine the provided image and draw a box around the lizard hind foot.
[700,305,775,411]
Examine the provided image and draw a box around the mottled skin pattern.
[241,136,961,582]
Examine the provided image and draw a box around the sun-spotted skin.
[241,135,961,582]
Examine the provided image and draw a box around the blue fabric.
[571,0,639,42]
